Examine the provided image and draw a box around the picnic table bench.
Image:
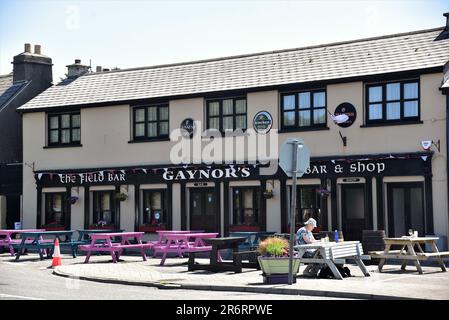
[0,229,45,256]
[59,229,124,257]
[13,230,74,261]
[294,241,370,280]
[370,237,449,274]
[155,232,218,265]
[188,237,249,273]
[79,232,152,263]
[229,231,276,250]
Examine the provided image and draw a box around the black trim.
[215,183,222,235]
[115,186,121,229]
[366,177,373,230]
[84,186,90,229]
[66,187,72,230]
[43,144,83,149]
[134,184,140,231]
[330,179,338,230]
[320,178,328,231]
[280,179,287,233]
[180,183,187,230]
[19,68,442,114]
[278,127,330,133]
[36,185,42,228]
[360,120,423,128]
[132,104,169,141]
[260,180,267,231]
[167,184,173,230]
[424,175,434,234]
[223,181,230,236]
[47,112,81,147]
[128,138,170,143]
[376,177,384,230]
[206,97,247,133]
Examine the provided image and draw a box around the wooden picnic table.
[0,229,45,256]
[294,241,370,280]
[79,232,151,263]
[370,237,449,274]
[188,237,248,273]
[13,230,75,261]
[156,232,218,265]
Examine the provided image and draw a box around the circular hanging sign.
[253,111,273,134]
[180,118,195,138]
[333,103,357,128]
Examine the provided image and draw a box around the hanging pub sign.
[253,111,273,134]
[334,103,356,128]
[180,118,196,138]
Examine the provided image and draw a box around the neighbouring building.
[0,44,53,229]
[18,15,449,248]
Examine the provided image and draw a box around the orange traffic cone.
[51,238,62,267]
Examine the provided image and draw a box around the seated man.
[296,218,321,277]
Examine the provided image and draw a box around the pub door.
[190,187,218,232]
[341,184,367,241]
[387,182,425,237]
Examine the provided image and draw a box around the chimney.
[24,43,31,53]
[435,12,449,41]
[96,66,102,72]
[66,59,90,78]
[12,43,52,85]
[34,44,41,55]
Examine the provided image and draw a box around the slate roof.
[0,74,28,112]
[19,27,449,112]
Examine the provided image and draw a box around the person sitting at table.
[296,218,321,277]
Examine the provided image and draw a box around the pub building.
[18,15,449,247]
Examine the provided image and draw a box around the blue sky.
[0,0,448,81]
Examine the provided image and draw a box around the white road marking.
[0,293,44,300]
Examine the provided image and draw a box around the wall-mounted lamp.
[421,139,440,152]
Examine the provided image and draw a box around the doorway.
[387,182,425,237]
[341,184,367,241]
[190,187,218,232]
[5,195,20,229]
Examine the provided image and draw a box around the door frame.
[386,182,425,237]
[340,183,370,239]
[189,187,220,232]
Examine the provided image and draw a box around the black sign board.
[334,103,356,128]
[180,118,195,138]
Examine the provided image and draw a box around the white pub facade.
[18,21,449,246]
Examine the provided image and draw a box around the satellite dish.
[332,114,349,124]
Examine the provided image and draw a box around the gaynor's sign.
[162,166,251,181]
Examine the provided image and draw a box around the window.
[93,191,115,225]
[232,187,260,226]
[48,113,81,145]
[206,98,247,132]
[281,90,326,129]
[142,189,167,226]
[44,193,67,228]
[366,80,419,123]
[290,185,321,228]
[133,104,169,140]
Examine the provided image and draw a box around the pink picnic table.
[0,229,46,256]
[79,232,152,263]
[156,232,218,266]
[149,230,204,247]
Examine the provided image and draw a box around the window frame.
[44,192,68,228]
[142,189,168,225]
[205,97,247,133]
[92,190,115,225]
[132,104,169,141]
[365,79,420,125]
[280,89,327,131]
[47,112,81,146]
[232,186,260,227]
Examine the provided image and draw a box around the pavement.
[3,252,446,300]
[0,253,345,300]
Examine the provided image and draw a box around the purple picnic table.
[0,229,46,256]
[79,232,151,263]
[155,232,218,265]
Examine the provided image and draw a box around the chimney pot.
[34,44,41,55]
[96,66,102,72]
[75,59,81,64]
[24,43,31,53]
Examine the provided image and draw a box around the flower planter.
[258,256,301,275]
[138,225,167,233]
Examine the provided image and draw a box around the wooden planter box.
[257,256,301,275]
[229,225,261,232]
[138,225,167,233]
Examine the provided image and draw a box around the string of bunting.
[35,163,261,181]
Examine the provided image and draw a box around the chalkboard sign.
[334,103,356,128]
